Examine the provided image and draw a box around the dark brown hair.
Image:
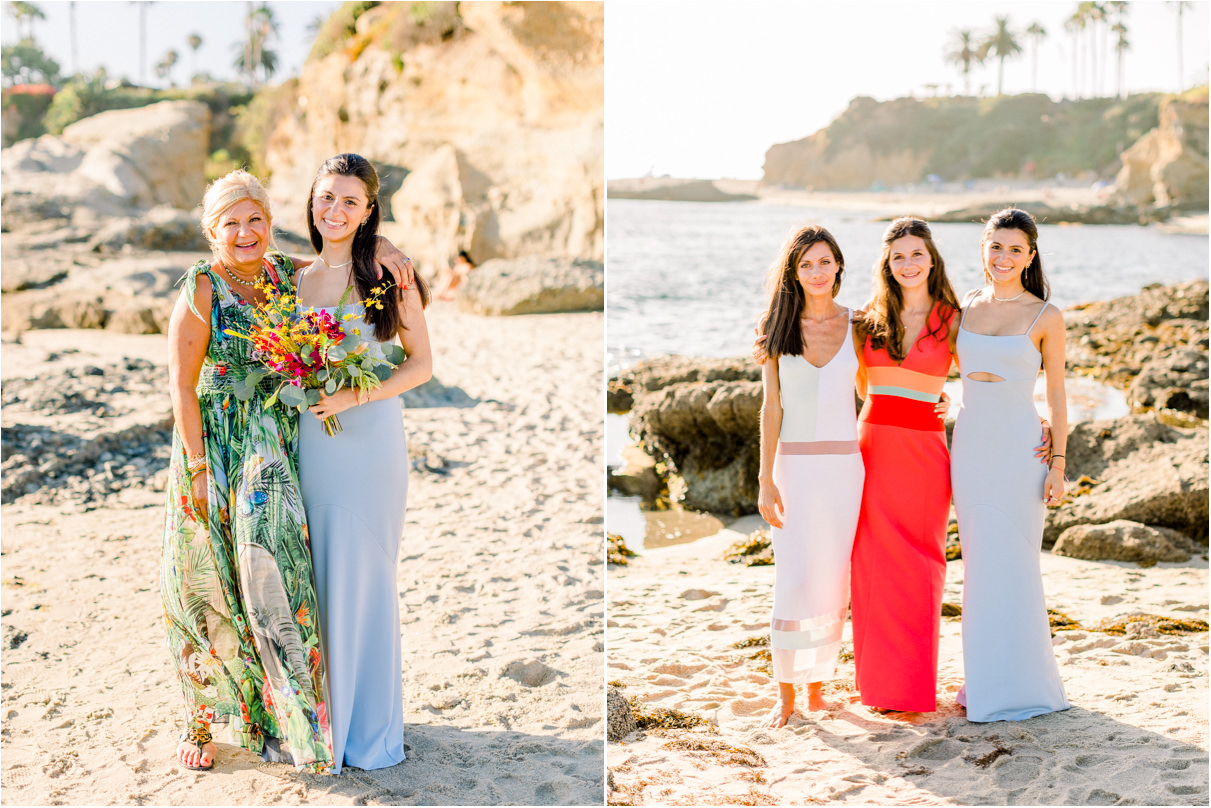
[982,207,1049,301]
[864,217,959,363]
[759,225,845,359]
[306,153,430,341]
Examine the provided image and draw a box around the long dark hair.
[306,153,430,341]
[983,207,1049,301]
[759,224,845,359]
[864,216,959,363]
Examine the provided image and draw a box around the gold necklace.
[221,262,262,287]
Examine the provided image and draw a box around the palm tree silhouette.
[982,16,1023,96]
[946,29,985,97]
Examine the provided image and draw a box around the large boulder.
[261,2,602,269]
[456,255,603,316]
[1,100,210,227]
[629,379,761,514]
[1115,97,1209,209]
[1053,520,1197,566]
[609,355,758,414]
[1046,414,1208,547]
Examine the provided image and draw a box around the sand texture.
[1,305,605,805]
[607,515,1208,806]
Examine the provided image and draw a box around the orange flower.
[295,603,311,626]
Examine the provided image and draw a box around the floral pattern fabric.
[159,252,334,773]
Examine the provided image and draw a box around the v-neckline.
[797,308,850,370]
[891,301,936,368]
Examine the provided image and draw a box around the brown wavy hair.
[982,207,1049,301]
[758,225,845,359]
[306,153,430,342]
[864,217,959,363]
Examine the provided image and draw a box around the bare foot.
[759,682,796,728]
[177,740,216,770]
[805,682,830,712]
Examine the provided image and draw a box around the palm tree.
[945,29,985,96]
[982,16,1023,96]
[1079,2,1106,97]
[156,48,178,86]
[8,1,45,41]
[1105,2,1129,98]
[1065,7,1089,97]
[68,1,77,75]
[127,1,153,84]
[1025,21,1046,92]
[187,32,202,80]
[235,2,280,86]
[1169,1,1191,91]
[1111,19,1130,98]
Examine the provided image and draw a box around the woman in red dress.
[849,217,960,713]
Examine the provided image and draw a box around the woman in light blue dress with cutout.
[297,154,433,771]
[951,208,1070,723]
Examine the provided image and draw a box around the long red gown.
[850,302,954,712]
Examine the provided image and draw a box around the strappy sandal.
[177,725,215,771]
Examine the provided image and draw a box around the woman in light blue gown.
[296,153,432,771]
[951,208,1070,722]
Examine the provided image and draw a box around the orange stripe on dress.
[866,365,947,396]
[778,440,860,455]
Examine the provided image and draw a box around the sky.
[2,0,342,87]
[607,0,1211,179]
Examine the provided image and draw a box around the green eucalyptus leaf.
[339,334,359,352]
[316,368,329,382]
[278,385,307,407]
[370,363,392,382]
[306,388,322,406]
[382,344,405,365]
[349,365,362,378]
[325,379,337,395]
[327,346,347,362]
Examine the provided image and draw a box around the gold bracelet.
[186,453,207,473]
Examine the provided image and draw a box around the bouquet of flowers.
[225,282,404,436]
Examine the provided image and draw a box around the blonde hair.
[200,169,275,254]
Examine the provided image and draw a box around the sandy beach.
[607,515,1208,806]
[1,302,605,805]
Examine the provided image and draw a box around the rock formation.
[1065,279,1208,420]
[629,378,762,514]
[259,1,603,272]
[1114,96,1210,209]
[456,256,603,315]
[1046,414,1208,546]
[1053,520,1197,566]
[1,99,210,230]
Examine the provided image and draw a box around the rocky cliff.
[761,93,1173,195]
[260,1,603,272]
[1114,95,1209,209]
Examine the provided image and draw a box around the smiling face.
[983,227,1035,286]
[310,173,373,246]
[795,241,841,300]
[887,234,933,291]
[210,198,269,273]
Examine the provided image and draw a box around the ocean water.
[607,198,1208,374]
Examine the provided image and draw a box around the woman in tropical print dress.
[161,170,338,772]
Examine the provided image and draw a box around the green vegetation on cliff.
[769,92,1170,187]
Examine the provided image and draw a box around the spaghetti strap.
[1026,301,1050,334]
[959,290,981,328]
